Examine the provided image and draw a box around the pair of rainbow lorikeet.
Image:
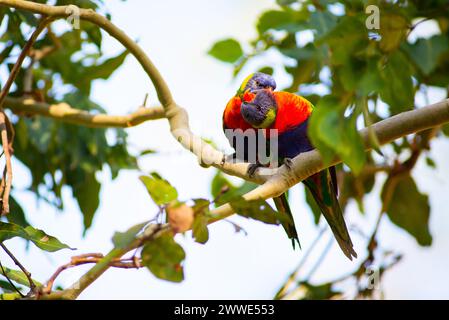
[222,72,357,260]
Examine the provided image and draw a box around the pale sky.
[2,0,449,299]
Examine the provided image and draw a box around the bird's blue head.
[241,89,277,129]
[237,72,276,96]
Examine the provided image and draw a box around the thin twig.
[0,243,35,291]
[275,226,327,299]
[40,223,168,300]
[0,114,12,215]
[43,253,142,294]
[304,236,334,281]
[223,219,248,236]
[0,17,54,108]
[0,16,54,215]
[0,258,25,297]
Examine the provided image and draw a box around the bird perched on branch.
[222,72,357,260]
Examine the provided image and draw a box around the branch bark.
[5,97,166,128]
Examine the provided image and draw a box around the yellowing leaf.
[141,233,185,282]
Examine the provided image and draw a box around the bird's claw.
[221,154,226,165]
[247,163,262,178]
[283,158,293,170]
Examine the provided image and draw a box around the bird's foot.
[247,163,263,178]
[221,153,238,166]
[283,158,293,170]
[221,154,226,165]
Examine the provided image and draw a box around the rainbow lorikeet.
[223,73,300,249]
[222,73,357,260]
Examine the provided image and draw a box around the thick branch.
[5,97,165,128]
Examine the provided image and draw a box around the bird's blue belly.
[276,120,314,160]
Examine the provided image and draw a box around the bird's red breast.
[223,91,256,130]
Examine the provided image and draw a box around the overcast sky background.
[2,0,449,299]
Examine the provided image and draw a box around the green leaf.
[378,51,415,113]
[141,233,185,282]
[0,42,14,65]
[25,118,54,153]
[305,188,321,224]
[0,266,42,288]
[191,199,210,244]
[77,50,129,94]
[309,96,366,174]
[442,124,449,137]
[0,292,22,300]
[6,196,30,228]
[309,10,337,39]
[258,66,274,75]
[229,197,284,225]
[276,0,297,5]
[403,35,449,75]
[382,175,432,246]
[0,279,20,293]
[84,23,102,49]
[192,217,209,244]
[208,39,243,63]
[24,226,73,252]
[0,222,28,242]
[15,9,38,25]
[0,222,71,252]
[73,172,100,232]
[379,12,408,53]
[139,149,157,156]
[139,173,178,206]
[301,282,342,300]
[257,10,296,34]
[84,50,128,80]
[425,156,436,168]
[211,171,257,206]
[112,222,148,249]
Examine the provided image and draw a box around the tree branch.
[5,97,166,128]
[0,15,53,214]
[0,243,35,292]
[43,253,142,295]
[40,224,169,300]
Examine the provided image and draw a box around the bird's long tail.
[303,168,357,260]
[273,193,300,249]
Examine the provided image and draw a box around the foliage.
[0,0,136,297]
[0,0,136,233]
